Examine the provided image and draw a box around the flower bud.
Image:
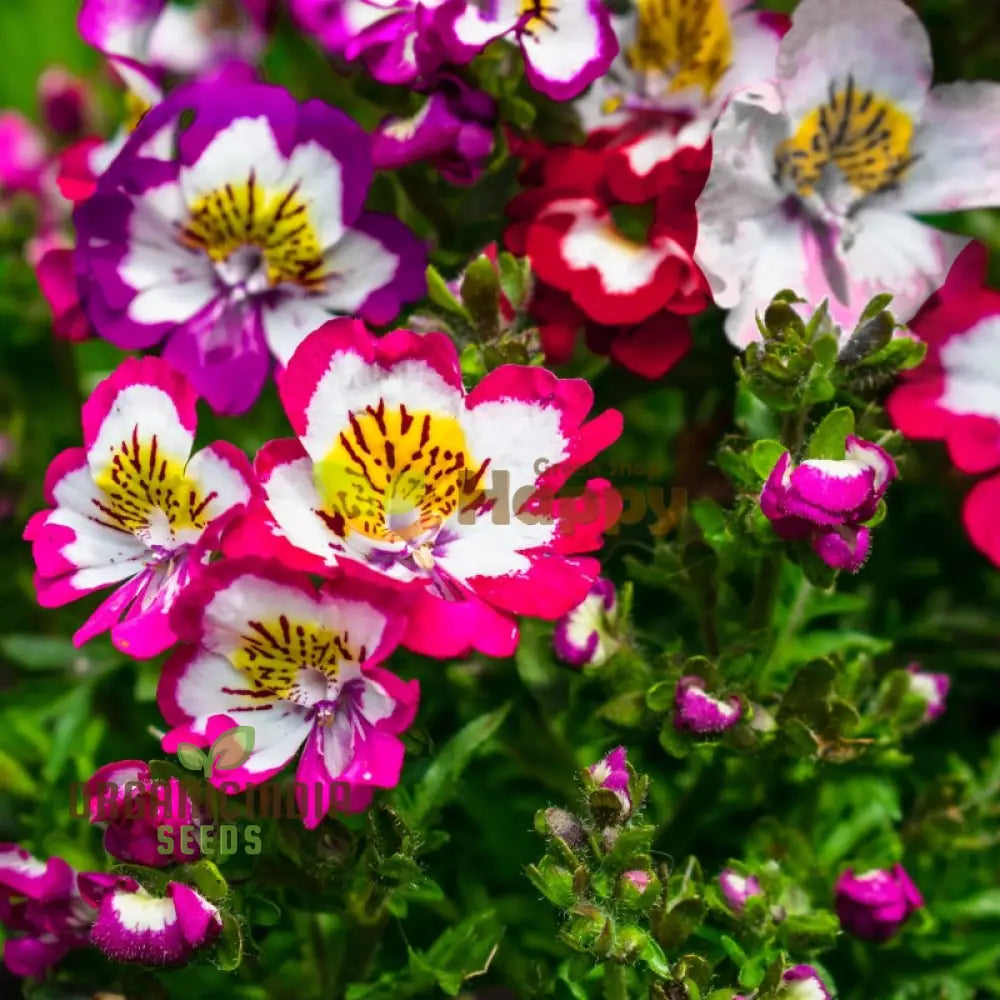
[553,578,621,667]
[906,663,950,723]
[780,965,831,999]
[674,677,741,734]
[538,807,586,847]
[718,868,762,913]
[834,864,923,942]
[587,746,631,816]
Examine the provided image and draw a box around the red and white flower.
[24,356,253,657]
[231,318,622,658]
[158,558,419,827]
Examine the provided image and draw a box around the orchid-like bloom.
[696,0,1000,346]
[886,243,1000,566]
[433,0,618,101]
[588,746,631,814]
[760,437,898,573]
[158,558,419,828]
[719,868,762,913]
[780,966,831,1000]
[834,865,924,942]
[234,318,622,658]
[674,676,742,734]
[73,82,426,414]
[372,75,496,185]
[553,578,620,668]
[906,663,950,723]
[0,846,96,978]
[578,0,787,201]
[24,357,253,657]
[81,874,222,966]
[85,761,203,867]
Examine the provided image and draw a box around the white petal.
[938,315,1000,422]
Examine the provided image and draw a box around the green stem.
[603,962,629,1000]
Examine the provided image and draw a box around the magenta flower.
[675,676,742,734]
[588,746,631,813]
[906,663,950,722]
[835,864,924,942]
[85,760,203,867]
[372,75,496,185]
[232,317,622,659]
[0,846,96,978]
[37,67,93,138]
[719,868,762,913]
[780,966,832,1000]
[72,82,426,414]
[553,578,619,668]
[80,874,221,966]
[0,111,46,196]
[760,436,898,572]
[158,558,419,828]
[35,246,91,342]
[24,356,253,657]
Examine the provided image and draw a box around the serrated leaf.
[805,407,855,459]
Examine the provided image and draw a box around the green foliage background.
[3,2,1000,999]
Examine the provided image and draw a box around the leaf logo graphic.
[176,727,255,778]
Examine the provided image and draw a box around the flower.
[85,760,203,867]
[35,246,91,342]
[38,67,93,138]
[506,133,708,378]
[780,965,831,1000]
[588,746,631,814]
[577,0,787,202]
[719,868,762,913]
[834,865,924,942]
[0,111,46,196]
[885,243,1000,566]
[760,437,898,572]
[906,663,950,723]
[0,846,96,978]
[81,874,221,966]
[696,0,1000,346]
[553,578,620,668]
[675,676,742,733]
[433,0,618,101]
[73,82,426,414]
[372,74,496,185]
[24,356,253,657]
[158,557,420,828]
[232,318,622,658]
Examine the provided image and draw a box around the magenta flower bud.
[906,663,950,722]
[780,965,832,999]
[554,578,620,667]
[760,437,898,572]
[674,676,742,734]
[38,67,91,137]
[835,864,924,942]
[719,868,762,913]
[622,870,651,893]
[588,746,631,813]
[84,761,203,868]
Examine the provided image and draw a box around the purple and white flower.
[779,965,832,1000]
[588,746,631,814]
[906,663,950,722]
[674,676,742,734]
[81,874,222,966]
[553,578,620,668]
[73,82,426,414]
[835,864,924,942]
[696,0,1000,346]
[760,436,898,572]
[719,868,762,913]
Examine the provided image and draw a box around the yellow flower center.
[628,0,734,98]
[91,430,216,536]
[519,0,558,32]
[180,172,326,290]
[314,401,488,545]
[775,78,916,197]
[230,617,360,700]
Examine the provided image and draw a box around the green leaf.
[497,251,529,308]
[408,703,512,826]
[0,746,35,797]
[214,913,243,972]
[187,859,229,902]
[460,255,501,341]
[646,680,675,713]
[177,742,208,772]
[426,264,469,317]
[749,440,787,481]
[806,407,855,459]
[639,937,672,978]
[0,634,77,670]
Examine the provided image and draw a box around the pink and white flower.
[834,864,923,942]
[696,0,1000,346]
[73,82,426,414]
[24,356,253,657]
[553,577,620,668]
[719,867,762,913]
[0,846,95,978]
[674,676,742,734]
[158,558,419,828]
[760,437,898,572]
[578,0,787,201]
[780,966,831,1000]
[906,663,950,723]
[432,0,618,101]
[232,318,622,658]
[80,874,222,966]
[588,746,631,814]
